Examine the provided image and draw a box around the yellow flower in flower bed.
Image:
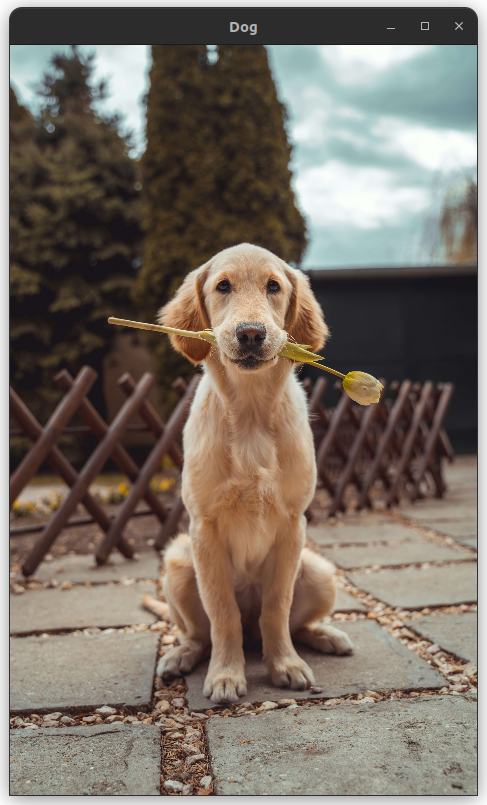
[159,477,176,492]
[47,491,64,511]
[11,500,37,518]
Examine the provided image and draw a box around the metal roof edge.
[303,264,478,280]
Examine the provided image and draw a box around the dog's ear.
[158,264,212,364]
[284,266,329,353]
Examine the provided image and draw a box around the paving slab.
[399,503,475,522]
[407,612,477,663]
[32,551,160,584]
[334,588,367,612]
[205,695,477,795]
[9,724,161,795]
[10,631,159,714]
[325,540,471,570]
[10,581,157,634]
[347,562,477,609]
[185,620,443,711]
[456,536,477,549]
[307,520,420,547]
[409,519,477,540]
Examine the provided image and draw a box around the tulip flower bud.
[342,372,383,406]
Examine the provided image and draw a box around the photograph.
[10,17,477,797]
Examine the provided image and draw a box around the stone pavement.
[10,632,160,713]
[10,455,477,795]
[10,725,161,795]
[205,695,477,795]
[407,611,477,663]
[347,562,477,608]
[10,581,157,634]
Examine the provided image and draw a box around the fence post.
[308,377,328,415]
[386,381,435,507]
[315,388,351,507]
[10,366,97,506]
[329,395,382,517]
[357,380,412,510]
[55,370,168,527]
[117,373,183,470]
[95,375,200,565]
[118,373,186,548]
[411,382,455,500]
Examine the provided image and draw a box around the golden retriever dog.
[152,243,353,704]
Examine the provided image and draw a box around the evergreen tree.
[10,48,142,423]
[133,44,307,411]
[10,85,33,134]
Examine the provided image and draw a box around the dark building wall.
[305,267,477,452]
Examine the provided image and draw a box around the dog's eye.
[267,279,280,293]
[216,280,231,293]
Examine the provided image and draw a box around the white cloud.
[89,45,150,152]
[319,45,435,84]
[295,160,429,229]
[293,107,329,146]
[372,118,477,171]
[293,114,369,149]
[291,86,333,146]
[291,87,370,147]
[335,106,366,121]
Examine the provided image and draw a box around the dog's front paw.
[268,654,315,690]
[157,641,205,681]
[203,672,247,704]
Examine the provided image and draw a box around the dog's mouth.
[228,354,277,371]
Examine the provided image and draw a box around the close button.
[455,21,464,30]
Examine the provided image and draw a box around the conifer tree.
[133,44,307,410]
[10,48,141,423]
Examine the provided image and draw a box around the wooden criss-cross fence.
[10,366,199,577]
[10,367,454,577]
[302,376,454,516]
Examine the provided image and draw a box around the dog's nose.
[235,322,267,346]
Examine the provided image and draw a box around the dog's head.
[158,243,329,372]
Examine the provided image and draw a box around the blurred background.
[10,43,477,469]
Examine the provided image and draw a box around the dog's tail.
[142,595,171,621]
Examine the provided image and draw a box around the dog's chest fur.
[181,370,316,576]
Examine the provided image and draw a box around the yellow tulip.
[342,372,384,406]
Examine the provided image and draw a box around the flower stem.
[307,361,346,380]
[108,317,213,341]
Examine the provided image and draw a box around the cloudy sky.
[10,43,477,268]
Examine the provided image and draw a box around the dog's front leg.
[260,520,315,689]
[191,529,247,704]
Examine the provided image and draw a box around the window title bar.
[10,7,477,46]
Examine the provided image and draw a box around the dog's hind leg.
[156,533,211,681]
[290,548,354,655]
